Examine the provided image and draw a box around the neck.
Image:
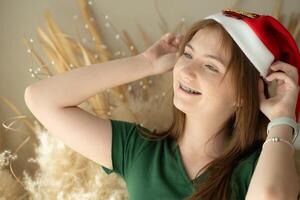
[178,113,232,159]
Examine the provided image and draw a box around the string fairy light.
[127,85,132,91]
[30,0,186,106]
[94,54,99,59]
[26,51,53,80]
[24,0,173,135]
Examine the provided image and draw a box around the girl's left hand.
[258,61,299,121]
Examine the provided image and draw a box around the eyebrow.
[185,43,226,67]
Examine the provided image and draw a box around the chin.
[173,97,190,114]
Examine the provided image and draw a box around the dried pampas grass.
[22,120,128,200]
[11,0,300,198]
[0,170,27,199]
[0,151,27,199]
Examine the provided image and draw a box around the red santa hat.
[205,9,300,121]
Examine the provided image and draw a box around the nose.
[180,63,198,83]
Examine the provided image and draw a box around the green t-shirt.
[100,119,261,200]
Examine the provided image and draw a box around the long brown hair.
[137,19,270,200]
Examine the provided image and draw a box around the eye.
[204,65,218,72]
[182,51,219,72]
[182,52,192,59]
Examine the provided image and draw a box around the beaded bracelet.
[263,136,295,154]
[267,117,299,144]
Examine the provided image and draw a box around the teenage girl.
[25,10,300,200]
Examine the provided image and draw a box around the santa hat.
[204,9,300,121]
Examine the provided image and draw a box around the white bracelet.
[263,136,295,154]
[267,117,299,144]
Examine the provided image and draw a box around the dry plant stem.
[44,11,80,67]
[9,136,31,190]
[78,0,112,61]
[78,1,132,104]
[22,38,53,77]
[231,0,243,9]
[272,0,282,20]
[154,0,169,34]
[0,97,35,134]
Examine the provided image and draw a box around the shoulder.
[235,147,262,170]
[232,147,262,179]
[229,147,262,198]
[102,119,160,176]
[110,119,161,143]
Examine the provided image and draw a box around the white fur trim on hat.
[204,12,274,77]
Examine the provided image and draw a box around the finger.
[270,61,298,82]
[271,61,297,73]
[171,37,181,47]
[163,32,176,43]
[168,46,179,53]
[174,37,180,44]
[258,78,266,102]
[160,33,171,43]
[175,33,183,42]
[266,72,298,89]
[162,32,171,39]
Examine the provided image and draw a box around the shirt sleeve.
[100,119,152,179]
[229,148,261,199]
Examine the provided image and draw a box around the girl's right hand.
[140,32,183,75]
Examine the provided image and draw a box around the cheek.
[217,86,236,105]
[172,61,182,81]
[205,82,236,103]
[172,66,179,89]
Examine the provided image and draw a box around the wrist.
[269,111,296,121]
[266,124,294,143]
[138,54,156,75]
[136,54,156,76]
[267,116,299,144]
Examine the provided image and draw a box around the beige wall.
[0,0,299,175]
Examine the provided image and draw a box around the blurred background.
[0,0,299,199]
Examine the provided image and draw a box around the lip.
[178,82,202,96]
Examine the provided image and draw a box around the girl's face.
[173,27,237,117]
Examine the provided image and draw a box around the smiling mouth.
[178,82,202,95]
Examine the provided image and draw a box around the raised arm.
[24,32,182,168]
[25,54,153,108]
[246,62,300,199]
